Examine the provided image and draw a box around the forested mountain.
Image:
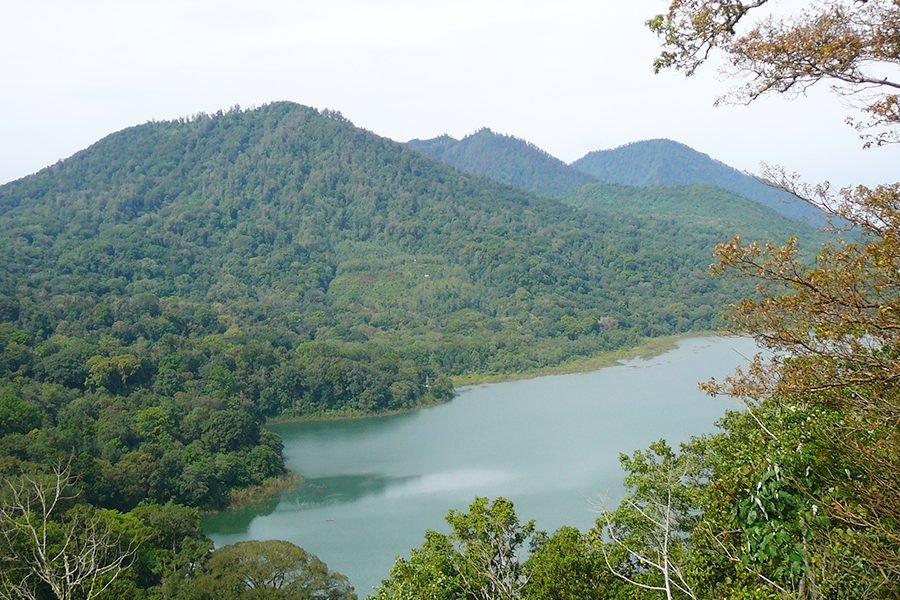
[571,138,826,224]
[407,128,597,194]
[0,102,824,513]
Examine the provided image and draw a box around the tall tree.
[598,440,699,600]
[179,539,356,599]
[650,0,899,593]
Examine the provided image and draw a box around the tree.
[697,180,899,595]
[130,502,212,592]
[446,497,536,600]
[374,531,465,600]
[597,440,700,600]
[522,526,615,600]
[375,497,537,600]
[0,464,143,600]
[650,0,899,594]
[181,540,356,599]
[649,0,899,148]
[84,354,142,392]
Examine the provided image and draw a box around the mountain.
[0,102,826,509]
[407,128,597,194]
[1,103,819,386]
[0,103,763,381]
[571,138,826,224]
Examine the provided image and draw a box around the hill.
[560,182,825,244]
[0,102,824,510]
[407,128,597,194]
[570,138,826,224]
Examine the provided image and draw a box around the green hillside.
[571,138,827,224]
[559,182,828,265]
[0,102,823,510]
[407,128,597,194]
[561,182,820,232]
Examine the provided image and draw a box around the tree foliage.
[646,0,900,596]
[597,441,700,600]
[374,497,536,600]
[176,540,356,599]
[0,464,143,600]
[649,0,900,147]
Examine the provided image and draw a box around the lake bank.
[265,330,727,426]
[450,330,723,386]
[205,335,754,596]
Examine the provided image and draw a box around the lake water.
[204,335,758,596]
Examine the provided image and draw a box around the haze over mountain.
[407,128,597,195]
[571,138,826,224]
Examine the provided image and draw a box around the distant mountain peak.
[407,129,596,195]
[572,139,826,225]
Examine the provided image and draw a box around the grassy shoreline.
[217,472,303,513]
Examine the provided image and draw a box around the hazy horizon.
[3,1,896,188]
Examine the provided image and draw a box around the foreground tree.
[0,465,143,600]
[649,0,899,148]
[522,526,614,600]
[374,497,536,600]
[178,539,356,599]
[597,441,700,600]
[649,0,899,596]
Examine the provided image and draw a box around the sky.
[2,0,896,188]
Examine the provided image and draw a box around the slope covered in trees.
[0,101,824,515]
[407,128,597,194]
[571,138,826,224]
[559,182,822,238]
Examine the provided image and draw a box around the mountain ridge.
[570,138,826,224]
[407,128,598,195]
[407,129,826,225]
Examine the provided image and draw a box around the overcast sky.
[2,0,896,188]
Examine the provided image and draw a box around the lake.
[204,335,757,596]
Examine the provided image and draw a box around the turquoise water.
[204,335,757,596]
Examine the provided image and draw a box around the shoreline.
[450,331,723,387]
[209,331,731,519]
[208,472,304,515]
[266,331,725,426]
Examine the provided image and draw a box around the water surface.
[205,335,757,596]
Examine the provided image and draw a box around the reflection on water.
[208,468,518,536]
[384,469,515,498]
[289,473,415,506]
[204,492,283,535]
